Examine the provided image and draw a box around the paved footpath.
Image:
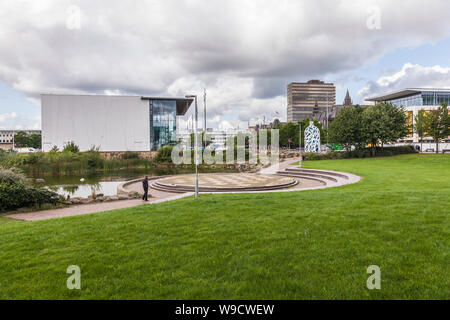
[5,193,193,222]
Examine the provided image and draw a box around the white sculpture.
[304,120,320,153]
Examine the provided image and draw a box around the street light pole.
[186,95,199,198]
[203,89,207,132]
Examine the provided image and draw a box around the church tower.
[343,89,353,106]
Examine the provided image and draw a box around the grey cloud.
[1,0,450,129]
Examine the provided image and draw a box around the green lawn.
[0,154,448,299]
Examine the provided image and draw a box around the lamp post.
[186,95,199,198]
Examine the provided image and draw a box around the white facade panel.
[42,94,150,152]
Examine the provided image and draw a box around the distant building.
[248,119,286,133]
[343,89,353,106]
[0,130,41,150]
[41,94,193,152]
[366,88,450,145]
[315,89,354,129]
[287,80,336,123]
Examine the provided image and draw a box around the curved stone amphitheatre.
[119,158,362,196]
[150,173,299,193]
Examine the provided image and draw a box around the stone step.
[275,172,328,185]
[285,168,349,179]
[277,171,338,182]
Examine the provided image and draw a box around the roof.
[366,88,450,102]
[40,93,194,116]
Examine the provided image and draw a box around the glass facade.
[149,100,177,151]
[389,91,450,107]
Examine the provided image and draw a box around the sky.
[0,0,450,131]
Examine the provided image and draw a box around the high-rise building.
[287,80,336,122]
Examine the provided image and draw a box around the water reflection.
[41,171,150,198]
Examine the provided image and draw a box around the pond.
[30,166,237,199]
[40,171,150,198]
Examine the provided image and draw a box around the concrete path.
[6,191,193,222]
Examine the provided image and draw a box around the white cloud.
[359,63,450,101]
[0,0,450,128]
[0,112,40,130]
[0,112,17,123]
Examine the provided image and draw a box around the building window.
[150,100,177,151]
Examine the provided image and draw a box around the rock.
[109,196,119,201]
[118,195,129,200]
[96,196,104,202]
[70,198,82,204]
[97,193,104,198]
[103,197,112,202]
[35,178,46,185]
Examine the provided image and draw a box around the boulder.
[35,178,46,185]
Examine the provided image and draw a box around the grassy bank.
[0,154,448,299]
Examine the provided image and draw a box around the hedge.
[304,146,417,161]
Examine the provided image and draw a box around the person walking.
[142,176,149,201]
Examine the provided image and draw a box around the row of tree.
[413,105,450,153]
[328,103,449,155]
[13,131,42,149]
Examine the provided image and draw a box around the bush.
[156,146,174,163]
[83,150,105,170]
[0,167,28,185]
[304,146,417,161]
[63,141,80,153]
[0,166,62,211]
[122,151,140,160]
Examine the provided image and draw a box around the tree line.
[12,131,42,149]
[328,102,449,155]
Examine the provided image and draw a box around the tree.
[361,106,384,156]
[378,103,409,149]
[13,131,29,148]
[361,103,408,156]
[423,104,449,154]
[413,110,426,152]
[29,133,42,149]
[328,105,363,151]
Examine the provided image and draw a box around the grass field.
[0,154,448,299]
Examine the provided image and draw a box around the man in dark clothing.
[142,176,149,201]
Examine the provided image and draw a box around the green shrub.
[0,166,62,211]
[304,146,417,161]
[83,150,105,170]
[122,151,140,160]
[63,141,80,153]
[156,146,174,163]
[0,167,28,185]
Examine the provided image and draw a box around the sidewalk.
[5,193,193,222]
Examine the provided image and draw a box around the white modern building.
[366,88,450,150]
[41,94,193,152]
